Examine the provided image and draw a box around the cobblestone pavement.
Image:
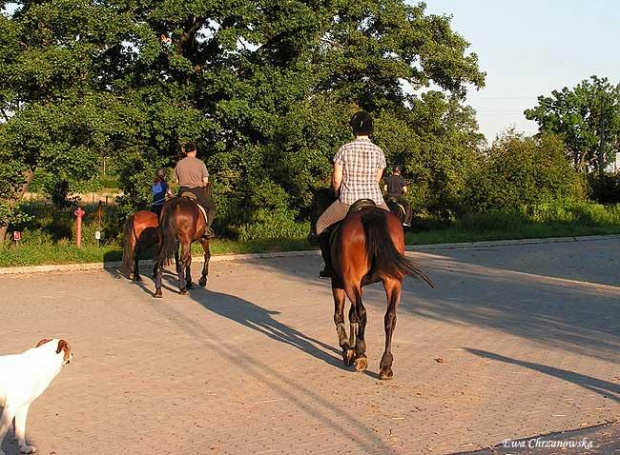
[1,239,618,455]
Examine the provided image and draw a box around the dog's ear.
[56,340,71,361]
[36,338,53,347]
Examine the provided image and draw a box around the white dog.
[0,339,72,455]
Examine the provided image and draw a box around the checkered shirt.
[333,138,386,205]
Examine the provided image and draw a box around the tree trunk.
[0,168,35,243]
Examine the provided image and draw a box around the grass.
[1,201,619,268]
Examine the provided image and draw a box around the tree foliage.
[525,76,620,172]
[0,0,486,238]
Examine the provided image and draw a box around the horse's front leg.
[380,278,402,380]
[154,262,163,298]
[332,279,354,366]
[198,238,211,287]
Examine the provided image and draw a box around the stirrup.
[201,227,215,239]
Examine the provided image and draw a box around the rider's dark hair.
[155,167,167,180]
[185,142,197,153]
[393,165,402,174]
[350,111,374,136]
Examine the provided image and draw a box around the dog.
[0,339,72,455]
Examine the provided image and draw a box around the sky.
[421,0,620,143]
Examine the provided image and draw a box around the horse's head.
[308,187,337,240]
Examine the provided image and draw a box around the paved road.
[1,239,618,455]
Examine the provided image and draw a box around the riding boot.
[318,232,333,278]
[201,208,215,239]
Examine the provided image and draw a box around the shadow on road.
[466,348,620,403]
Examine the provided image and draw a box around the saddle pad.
[196,204,209,229]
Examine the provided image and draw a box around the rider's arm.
[201,162,209,187]
[375,168,384,184]
[332,163,343,195]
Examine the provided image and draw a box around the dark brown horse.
[154,197,211,298]
[312,189,433,379]
[122,210,160,281]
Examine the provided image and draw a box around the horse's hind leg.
[133,256,142,281]
[380,278,402,380]
[332,279,354,366]
[348,305,359,350]
[345,283,368,372]
[178,238,192,295]
[198,238,211,287]
[185,257,193,289]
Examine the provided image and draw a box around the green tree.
[0,0,138,240]
[525,76,620,173]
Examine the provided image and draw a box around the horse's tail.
[362,210,434,287]
[122,216,136,278]
[157,203,178,267]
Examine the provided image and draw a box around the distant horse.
[384,196,406,225]
[312,189,433,379]
[154,196,211,298]
[122,210,160,281]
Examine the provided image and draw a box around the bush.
[588,173,620,204]
[464,133,586,212]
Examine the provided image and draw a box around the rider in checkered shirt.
[315,111,390,277]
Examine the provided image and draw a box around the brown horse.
[312,189,433,379]
[122,210,160,281]
[154,197,211,298]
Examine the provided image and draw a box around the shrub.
[464,133,586,212]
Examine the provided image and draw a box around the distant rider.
[151,167,172,217]
[174,142,216,238]
[383,165,412,227]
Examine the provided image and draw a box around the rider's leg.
[318,231,332,278]
[316,200,349,278]
[400,198,413,226]
[190,187,215,238]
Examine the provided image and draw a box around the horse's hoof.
[179,289,188,295]
[342,349,355,366]
[153,291,163,299]
[186,282,193,289]
[380,368,394,380]
[199,278,207,287]
[354,356,368,372]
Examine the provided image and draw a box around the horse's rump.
[337,207,433,286]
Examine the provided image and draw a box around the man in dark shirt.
[174,142,216,238]
[383,166,412,227]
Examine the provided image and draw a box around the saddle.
[348,199,376,214]
[180,192,209,232]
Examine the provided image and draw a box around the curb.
[1,234,619,276]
